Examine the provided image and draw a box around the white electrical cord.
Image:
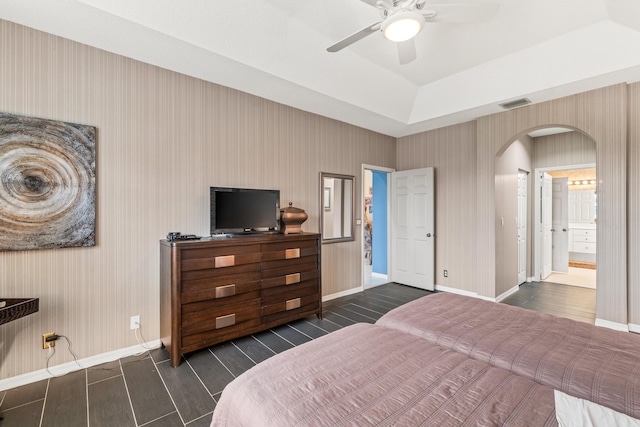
[44,335,84,377]
[132,321,154,356]
[44,326,155,375]
[58,335,83,369]
[45,345,59,377]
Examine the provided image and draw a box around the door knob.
[426,233,432,237]
[562,228,567,232]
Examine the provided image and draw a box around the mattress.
[210,323,557,426]
[376,292,640,419]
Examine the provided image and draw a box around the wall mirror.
[320,172,354,243]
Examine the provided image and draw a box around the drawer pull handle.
[215,255,235,268]
[215,284,236,298]
[286,273,301,285]
[216,313,236,329]
[285,248,300,259]
[286,298,301,311]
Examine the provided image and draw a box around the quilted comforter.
[377,292,640,419]
[210,323,557,426]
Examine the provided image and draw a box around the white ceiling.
[2,0,640,137]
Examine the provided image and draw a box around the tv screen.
[210,187,280,234]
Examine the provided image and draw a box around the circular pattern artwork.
[0,113,96,251]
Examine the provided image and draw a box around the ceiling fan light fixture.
[382,10,425,42]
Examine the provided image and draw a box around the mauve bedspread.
[376,292,640,419]
[210,323,557,426]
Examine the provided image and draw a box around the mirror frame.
[320,172,355,244]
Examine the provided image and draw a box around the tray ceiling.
[2,0,640,137]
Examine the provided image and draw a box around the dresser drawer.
[572,229,596,238]
[181,297,262,336]
[262,282,320,324]
[181,272,262,304]
[261,239,318,262]
[261,269,319,289]
[180,244,262,273]
[573,235,596,244]
[262,258,318,280]
[262,281,319,312]
[181,313,262,353]
[572,242,596,254]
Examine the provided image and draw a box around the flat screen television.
[210,187,280,235]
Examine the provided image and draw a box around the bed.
[376,292,640,420]
[210,323,557,426]
[211,292,640,426]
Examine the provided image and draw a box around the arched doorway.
[477,85,628,329]
[493,126,598,322]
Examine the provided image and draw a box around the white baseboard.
[322,287,362,302]
[629,324,640,334]
[526,276,536,283]
[371,273,388,280]
[595,318,629,332]
[495,285,519,303]
[474,294,497,302]
[434,284,518,303]
[0,340,161,392]
[434,285,482,298]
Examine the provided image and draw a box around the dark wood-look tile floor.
[501,280,596,324]
[0,281,595,426]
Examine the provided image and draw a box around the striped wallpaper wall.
[0,20,395,379]
[477,84,628,324]
[398,86,636,329]
[2,17,639,384]
[396,121,478,293]
[494,137,533,297]
[533,131,596,169]
[628,82,640,327]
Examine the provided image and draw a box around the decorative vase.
[280,202,308,234]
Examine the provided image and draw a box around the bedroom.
[1,0,640,425]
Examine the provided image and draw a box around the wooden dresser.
[160,233,321,367]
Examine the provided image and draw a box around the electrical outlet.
[130,315,140,330]
[42,332,55,349]
[444,270,448,278]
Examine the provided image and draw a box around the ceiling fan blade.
[398,0,418,9]
[397,39,417,65]
[327,21,382,52]
[423,3,499,23]
[360,0,382,7]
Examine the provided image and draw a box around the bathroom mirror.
[320,173,354,243]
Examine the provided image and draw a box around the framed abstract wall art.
[0,112,96,251]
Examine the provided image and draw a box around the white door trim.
[361,164,395,290]
[533,163,595,281]
[517,171,528,284]
[551,177,569,272]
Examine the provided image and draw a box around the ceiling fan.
[327,0,499,65]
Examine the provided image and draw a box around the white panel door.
[569,190,596,223]
[517,171,527,284]
[391,168,434,291]
[552,177,569,273]
[541,173,553,280]
[568,192,578,223]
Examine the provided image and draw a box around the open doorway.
[362,165,393,288]
[529,126,597,290]
[539,167,597,289]
[496,127,597,298]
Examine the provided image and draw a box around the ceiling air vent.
[499,98,531,110]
